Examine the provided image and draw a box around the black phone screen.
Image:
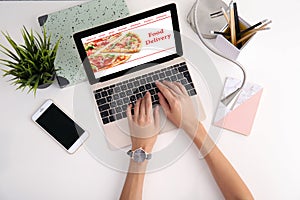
[36,103,84,149]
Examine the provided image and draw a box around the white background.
[0,0,299,199]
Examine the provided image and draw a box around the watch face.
[133,149,146,163]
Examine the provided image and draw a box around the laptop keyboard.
[94,62,197,125]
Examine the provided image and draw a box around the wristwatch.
[127,147,152,163]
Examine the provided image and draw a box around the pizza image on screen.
[84,31,142,72]
[84,33,123,56]
[102,32,142,53]
[89,53,131,72]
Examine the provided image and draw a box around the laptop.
[74,3,206,149]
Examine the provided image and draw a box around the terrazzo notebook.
[38,0,129,88]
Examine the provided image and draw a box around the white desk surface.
[0,0,299,199]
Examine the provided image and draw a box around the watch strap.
[145,153,152,160]
[127,149,133,157]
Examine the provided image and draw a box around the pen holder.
[214,17,253,60]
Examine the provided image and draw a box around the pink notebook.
[214,77,263,136]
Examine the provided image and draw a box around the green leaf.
[34,34,43,49]
[22,28,32,53]
[3,32,23,58]
[33,76,40,96]
[0,59,20,68]
[25,74,37,86]
[50,38,61,58]
[0,43,20,62]
[25,58,39,71]
[47,34,51,50]
[8,77,18,81]
[16,84,25,91]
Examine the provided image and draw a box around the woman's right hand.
[156,81,199,138]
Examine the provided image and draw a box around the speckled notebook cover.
[38,0,129,88]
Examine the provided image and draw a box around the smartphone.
[32,99,89,154]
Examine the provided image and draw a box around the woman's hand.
[156,80,199,138]
[126,91,160,152]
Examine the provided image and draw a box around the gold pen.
[237,27,270,45]
[236,31,256,45]
[229,3,236,46]
[221,7,230,24]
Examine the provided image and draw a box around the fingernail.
[157,82,164,86]
[155,105,160,111]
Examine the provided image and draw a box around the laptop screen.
[74,4,181,84]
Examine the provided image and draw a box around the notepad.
[214,77,263,135]
[38,0,129,87]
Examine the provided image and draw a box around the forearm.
[191,122,254,200]
[120,160,148,200]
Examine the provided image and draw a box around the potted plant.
[0,27,60,96]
